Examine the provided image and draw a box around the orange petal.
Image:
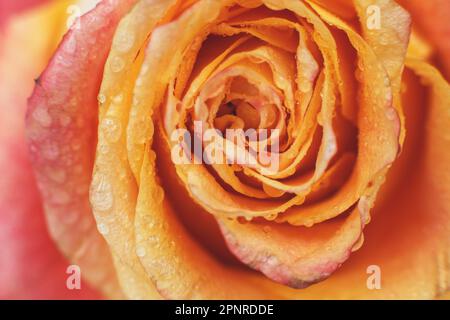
[398,0,450,80]
[259,60,450,299]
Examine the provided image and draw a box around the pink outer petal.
[0,143,100,299]
[25,0,136,297]
[0,3,99,299]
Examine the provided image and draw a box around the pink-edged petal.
[26,0,136,298]
[218,209,363,288]
[0,3,100,299]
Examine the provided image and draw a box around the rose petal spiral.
[24,0,450,299]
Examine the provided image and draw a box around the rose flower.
[0,0,449,299]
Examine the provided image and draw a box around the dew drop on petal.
[267,256,278,267]
[97,93,106,105]
[97,223,110,235]
[98,143,110,154]
[136,246,146,257]
[304,220,314,228]
[141,64,149,75]
[63,36,77,54]
[110,56,125,73]
[119,169,127,179]
[101,118,122,142]
[135,77,143,87]
[32,107,52,127]
[115,30,135,53]
[90,174,114,212]
[113,93,124,104]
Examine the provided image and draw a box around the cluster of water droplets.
[90,172,114,212]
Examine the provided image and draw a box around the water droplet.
[136,246,146,257]
[97,94,106,105]
[55,54,73,67]
[115,30,135,53]
[32,107,52,127]
[63,36,77,54]
[101,118,122,142]
[141,64,149,74]
[113,93,124,104]
[267,256,278,266]
[97,223,109,235]
[304,221,314,228]
[110,56,125,73]
[90,174,114,211]
[324,140,336,159]
[98,143,110,154]
[119,170,127,179]
[263,225,271,233]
